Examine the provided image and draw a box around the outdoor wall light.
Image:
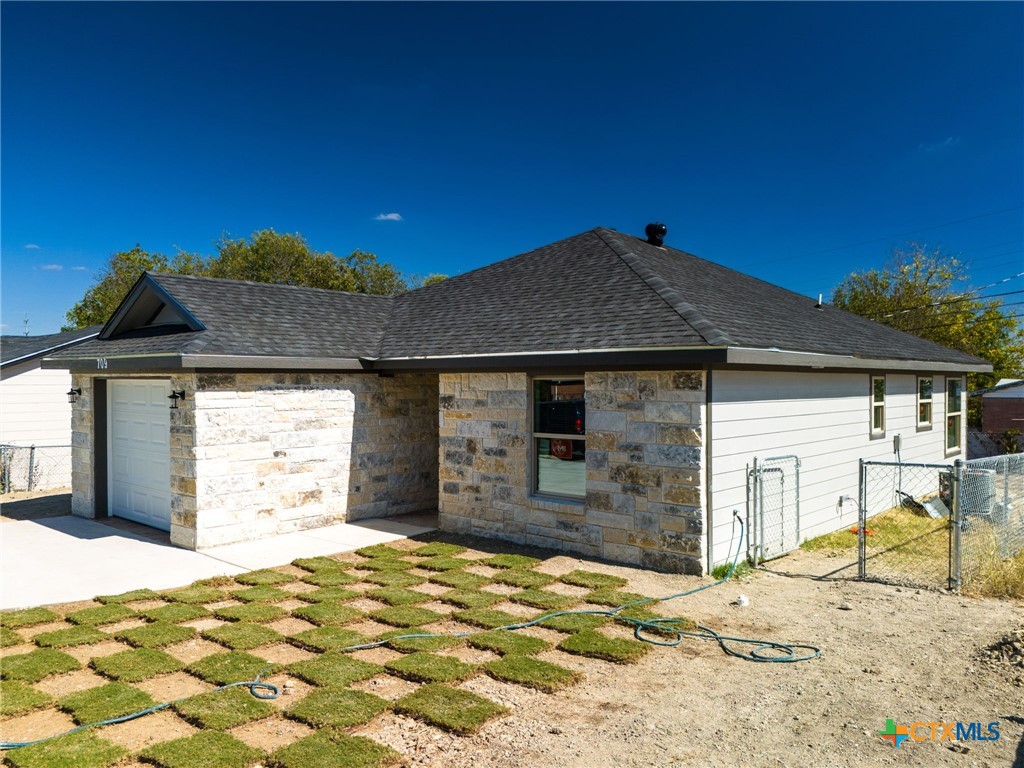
[168,390,187,409]
[67,387,82,404]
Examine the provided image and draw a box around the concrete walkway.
[0,513,437,610]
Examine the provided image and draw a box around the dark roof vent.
[644,222,667,246]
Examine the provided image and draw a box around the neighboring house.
[43,226,989,573]
[1,326,102,489]
[973,378,1024,434]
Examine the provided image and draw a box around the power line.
[735,204,1024,268]
[901,312,1024,334]
[871,282,1024,319]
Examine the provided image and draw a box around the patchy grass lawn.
[0,537,687,768]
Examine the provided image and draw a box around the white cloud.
[40,264,63,271]
[918,136,960,153]
[374,212,403,221]
[24,244,41,250]
[71,266,89,271]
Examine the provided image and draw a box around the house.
[973,378,1024,434]
[1,326,102,490]
[43,226,989,573]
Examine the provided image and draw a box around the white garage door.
[108,380,172,531]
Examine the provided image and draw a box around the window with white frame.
[946,377,964,452]
[917,377,933,427]
[532,378,586,498]
[870,376,885,434]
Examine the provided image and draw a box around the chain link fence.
[0,444,72,493]
[747,455,801,564]
[858,455,1024,592]
[967,428,1022,459]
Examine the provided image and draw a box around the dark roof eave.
[42,353,370,372]
[723,347,991,373]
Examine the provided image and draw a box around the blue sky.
[2,2,1022,334]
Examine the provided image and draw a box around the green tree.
[64,229,409,328]
[831,242,1024,425]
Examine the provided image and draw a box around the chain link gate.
[746,455,801,563]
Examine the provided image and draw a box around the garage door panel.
[109,380,172,531]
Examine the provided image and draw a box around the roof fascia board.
[100,273,205,339]
[181,355,369,371]
[724,346,991,373]
[1,332,100,368]
[41,353,185,372]
[376,348,730,372]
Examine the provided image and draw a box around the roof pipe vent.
[644,222,667,247]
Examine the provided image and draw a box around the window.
[870,376,885,435]
[532,378,585,498]
[946,377,963,452]
[917,377,933,427]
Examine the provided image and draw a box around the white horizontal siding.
[0,362,74,446]
[709,370,960,567]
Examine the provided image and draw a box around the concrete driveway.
[0,494,436,609]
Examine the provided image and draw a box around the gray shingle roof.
[1,326,102,366]
[58,273,393,361]
[46,227,989,369]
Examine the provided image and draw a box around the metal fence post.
[858,459,866,580]
[950,459,962,592]
[27,445,36,492]
[751,457,760,564]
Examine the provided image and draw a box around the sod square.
[57,681,156,724]
[384,651,475,683]
[382,629,464,653]
[508,589,576,611]
[96,588,162,604]
[234,569,297,586]
[212,603,287,623]
[163,585,226,604]
[91,648,184,682]
[1,625,24,646]
[538,612,609,633]
[360,571,421,589]
[355,543,405,559]
[2,648,80,682]
[585,589,648,607]
[141,730,263,768]
[483,656,581,692]
[300,569,359,587]
[452,608,522,630]
[141,603,211,623]
[288,626,369,653]
[482,554,541,570]
[186,651,277,685]
[269,730,401,768]
[0,679,53,716]
[203,622,283,651]
[296,586,361,603]
[116,621,196,649]
[367,586,431,606]
[64,604,138,627]
[370,605,443,628]
[491,569,553,589]
[410,542,467,557]
[416,555,467,572]
[172,685,276,729]
[466,630,550,656]
[231,585,291,603]
[357,558,413,573]
[1,607,59,629]
[3,730,127,768]
[557,630,650,663]
[292,556,351,572]
[439,589,504,609]
[428,570,489,590]
[291,601,363,626]
[395,683,507,735]
[33,625,108,648]
[287,651,383,687]
[559,569,629,590]
[286,686,389,728]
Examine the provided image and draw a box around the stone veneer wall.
[71,371,438,549]
[438,371,706,574]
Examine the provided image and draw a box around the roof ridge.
[148,272,396,302]
[593,228,732,346]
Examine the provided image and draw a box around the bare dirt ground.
[380,548,1023,768]
[0,489,71,521]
